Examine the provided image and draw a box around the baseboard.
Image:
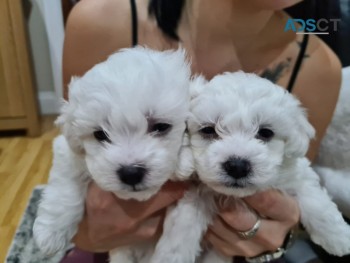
[38,91,61,115]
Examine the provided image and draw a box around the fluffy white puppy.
[151,72,350,263]
[33,47,193,262]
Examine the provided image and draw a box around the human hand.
[73,181,188,252]
[205,189,300,258]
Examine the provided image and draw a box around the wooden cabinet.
[0,0,39,136]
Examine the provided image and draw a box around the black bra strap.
[130,0,138,46]
[287,34,309,93]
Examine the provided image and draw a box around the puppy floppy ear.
[190,75,207,99]
[55,78,85,155]
[285,108,315,158]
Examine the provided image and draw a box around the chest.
[139,23,302,88]
[185,43,298,92]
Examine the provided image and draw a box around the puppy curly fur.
[33,47,194,262]
[33,47,350,262]
[151,72,350,263]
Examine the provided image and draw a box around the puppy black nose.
[222,158,251,179]
[117,165,146,186]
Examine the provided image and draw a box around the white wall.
[24,0,61,114]
[27,0,54,92]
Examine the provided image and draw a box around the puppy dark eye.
[257,128,274,142]
[199,126,218,139]
[93,130,111,143]
[150,123,172,135]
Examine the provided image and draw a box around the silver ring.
[245,228,296,263]
[236,217,261,240]
[245,248,284,263]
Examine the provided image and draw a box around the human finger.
[213,197,292,254]
[217,199,258,232]
[205,228,265,258]
[118,180,189,221]
[86,180,188,222]
[244,190,300,224]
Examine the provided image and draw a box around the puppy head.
[56,47,191,201]
[188,72,315,197]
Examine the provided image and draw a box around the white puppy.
[151,72,350,263]
[33,47,194,262]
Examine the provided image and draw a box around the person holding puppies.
[61,0,341,262]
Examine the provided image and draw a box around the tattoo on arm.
[260,58,291,83]
[261,38,309,84]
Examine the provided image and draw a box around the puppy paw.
[110,248,135,263]
[33,221,69,256]
[311,228,350,256]
[321,236,350,256]
[322,242,350,257]
[151,254,195,263]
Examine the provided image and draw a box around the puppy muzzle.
[117,164,148,187]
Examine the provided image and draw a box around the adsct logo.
[284,18,341,35]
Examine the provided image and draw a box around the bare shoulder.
[63,0,133,97]
[293,35,342,161]
[299,34,342,91]
[295,35,342,108]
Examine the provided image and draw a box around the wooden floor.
[0,115,59,262]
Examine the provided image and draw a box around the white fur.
[33,47,194,261]
[151,72,350,263]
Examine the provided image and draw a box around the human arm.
[62,0,132,99]
[292,36,342,161]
